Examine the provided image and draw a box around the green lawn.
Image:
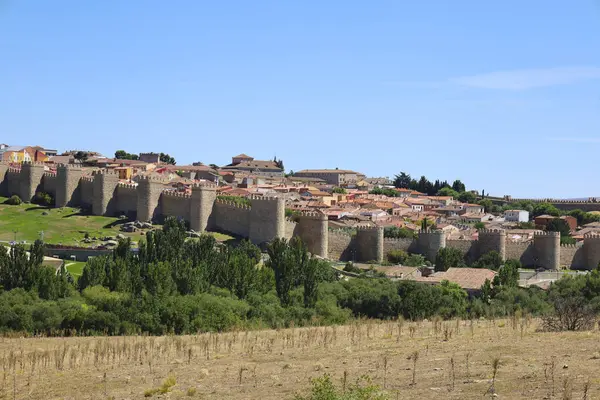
[0,197,234,246]
[65,261,86,280]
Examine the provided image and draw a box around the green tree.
[546,218,571,237]
[332,187,347,194]
[494,259,520,288]
[383,226,415,239]
[452,180,466,193]
[436,187,459,198]
[273,156,284,170]
[159,152,176,165]
[473,251,503,271]
[393,172,412,189]
[266,237,306,306]
[458,191,476,203]
[478,199,493,213]
[435,247,466,272]
[532,202,560,218]
[303,258,320,308]
[114,150,139,160]
[474,222,485,230]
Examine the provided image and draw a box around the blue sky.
[1,1,600,198]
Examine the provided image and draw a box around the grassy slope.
[0,196,234,247]
[65,261,86,279]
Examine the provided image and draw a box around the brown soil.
[1,318,599,399]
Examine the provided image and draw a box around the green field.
[65,261,86,280]
[0,197,234,247]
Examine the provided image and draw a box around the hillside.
[1,318,597,399]
[0,197,233,247]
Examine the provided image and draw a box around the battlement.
[80,175,94,183]
[534,231,560,237]
[249,195,281,201]
[162,190,191,199]
[328,229,354,238]
[43,171,57,178]
[93,169,118,176]
[214,198,251,209]
[419,229,444,235]
[117,181,137,189]
[584,233,600,239]
[478,229,506,235]
[20,161,46,167]
[356,225,382,231]
[7,167,21,174]
[298,210,327,220]
[192,181,217,189]
[560,244,579,248]
[56,163,82,170]
[137,174,167,183]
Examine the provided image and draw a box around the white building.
[504,209,529,223]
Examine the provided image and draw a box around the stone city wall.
[212,200,251,238]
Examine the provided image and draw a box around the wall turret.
[136,175,163,222]
[533,231,560,270]
[19,161,45,202]
[295,211,329,258]
[190,182,217,232]
[355,226,384,262]
[249,196,285,245]
[477,229,506,260]
[584,234,600,269]
[417,230,446,262]
[56,164,83,207]
[0,163,8,196]
[92,170,119,216]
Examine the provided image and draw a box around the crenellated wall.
[161,191,191,221]
[328,230,354,261]
[383,237,415,255]
[42,172,56,196]
[4,160,600,269]
[80,176,94,207]
[560,244,585,269]
[213,199,251,237]
[116,184,138,216]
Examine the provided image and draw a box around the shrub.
[5,195,22,205]
[403,254,426,267]
[387,250,407,264]
[32,191,53,206]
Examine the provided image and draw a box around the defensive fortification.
[2,161,600,269]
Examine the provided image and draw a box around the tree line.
[1,218,600,335]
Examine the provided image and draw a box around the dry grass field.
[1,318,600,399]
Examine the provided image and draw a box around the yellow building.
[1,146,49,163]
[114,166,133,180]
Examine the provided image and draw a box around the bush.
[383,226,415,239]
[32,191,53,206]
[5,195,22,205]
[403,254,426,267]
[387,250,407,264]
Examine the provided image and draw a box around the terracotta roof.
[295,169,360,174]
[165,164,216,172]
[232,153,252,159]
[437,268,496,290]
[222,160,282,170]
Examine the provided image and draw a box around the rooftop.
[295,169,360,174]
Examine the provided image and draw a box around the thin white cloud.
[451,67,600,90]
[548,137,600,143]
